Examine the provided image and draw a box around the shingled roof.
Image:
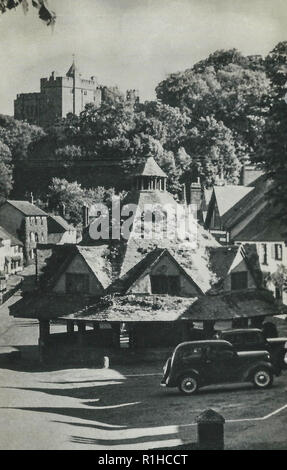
[5,200,47,217]
[133,157,167,177]
[59,294,195,323]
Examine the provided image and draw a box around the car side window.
[178,346,203,362]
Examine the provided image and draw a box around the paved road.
[0,293,286,450]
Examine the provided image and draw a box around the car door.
[201,344,237,384]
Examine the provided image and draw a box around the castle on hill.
[14,58,139,128]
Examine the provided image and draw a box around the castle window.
[150,275,180,296]
[66,273,90,294]
[231,271,248,290]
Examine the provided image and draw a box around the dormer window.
[150,275,180,296]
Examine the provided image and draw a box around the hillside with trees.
[1,43,287,224]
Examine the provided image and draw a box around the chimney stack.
[82,205,89,228]
[30,192,34,205]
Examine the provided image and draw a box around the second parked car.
[217,329,287,375]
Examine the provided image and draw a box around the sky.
[0,0,287,115]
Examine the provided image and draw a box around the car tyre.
[252,367,273,389]
[178,375,199,395]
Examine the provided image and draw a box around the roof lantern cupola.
[133,157,167,191]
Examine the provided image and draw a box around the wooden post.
[38,320,50,364]
[203,320,216,339]
[196,409,225,450]
[77,322,86,347]
[67,321,74,333]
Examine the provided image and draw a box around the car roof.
[174,340,232,351]
[221,329,262,334]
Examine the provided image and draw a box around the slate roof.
[183,288,286,321]
[222,175,272,229]
[66,59,79,78]
[0,226,23,246]
[133,157,167,177]
[213,186,253,217]
[40,244,112,291]
[5,200,47,217]
[81,188,219,293]
[48,214,75,233]
[106,248,203,295]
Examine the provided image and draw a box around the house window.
[231,271,248,290]
[275,244,283,261]
[65,273,90,294]
[261,243,268,265]
[150,275,180,296]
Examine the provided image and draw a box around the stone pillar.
[196,409,225,450]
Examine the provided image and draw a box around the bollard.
[196,409,225,450]
[102,356,110,369]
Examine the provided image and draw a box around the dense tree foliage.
[254,42,287,224]
[46,178,120,225]
[0,140,13,200]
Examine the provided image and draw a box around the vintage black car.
[161,340,274,395]
[217,329,287,375]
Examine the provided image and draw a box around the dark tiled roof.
[9,292,100,320]
[235,203,287,242]
[6,200,48,217]
[183,289,286,321]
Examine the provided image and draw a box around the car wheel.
[252,368,273,389]
[178,375,198,395]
